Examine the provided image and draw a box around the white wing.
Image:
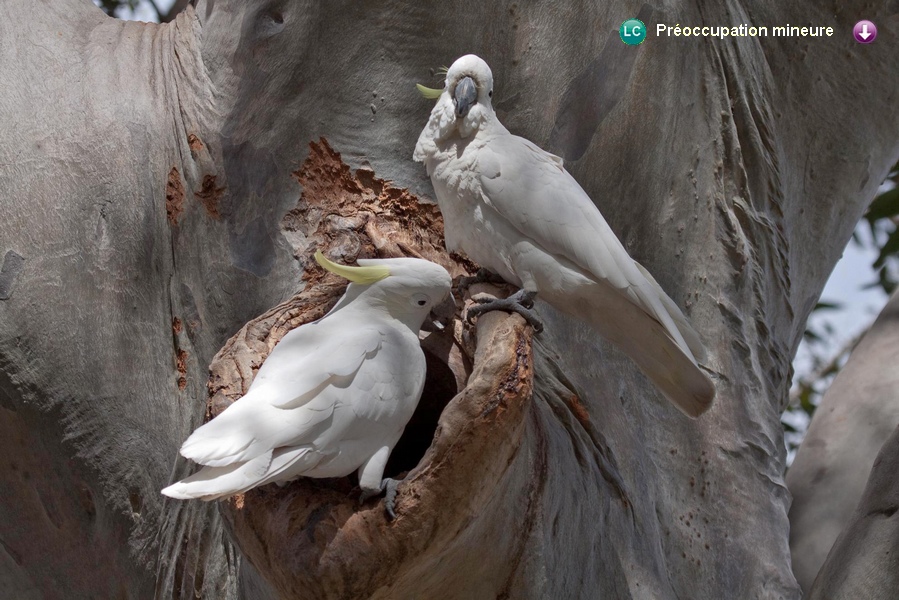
[478,135,667,325]
[252,318,385,409]
[178,321,385,468]
[163,321,425,500]
[476,132,714,415]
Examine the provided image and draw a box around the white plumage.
[162,252,452,501]
[414,54,714,417]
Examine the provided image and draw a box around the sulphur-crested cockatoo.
[414,54,714,417]
[162,251,452,516]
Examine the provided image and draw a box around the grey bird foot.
[456,268,508,292]
[383,478,399,520]
[359,477,401,520]
[466,289,543,332]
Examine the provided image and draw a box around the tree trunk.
[807,424,899,599]
[1,0,897,598]
[787,290,899,593]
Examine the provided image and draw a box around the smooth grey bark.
[0,0,897,598]
[807,424,899,599]
[787,289,899,593]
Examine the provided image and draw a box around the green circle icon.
[620,19,646,45]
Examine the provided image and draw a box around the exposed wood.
[216,301,533,599]
[0,0,897,598]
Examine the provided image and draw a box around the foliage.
[93,0,187,23]
[864,162,899,294]
[94,0,144,17]
[785,160,899,459]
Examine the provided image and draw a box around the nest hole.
[385,347,462,477]
[240,340,466,507]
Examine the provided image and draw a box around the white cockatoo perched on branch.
[414,54,714,417]
[162,251,453,517]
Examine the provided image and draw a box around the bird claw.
[466,289,543,332]
[456,268,507,292]
[359,477,400,520]
[383,478,399,520]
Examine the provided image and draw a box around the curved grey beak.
[422,293,457,332]
[453,76,477,118]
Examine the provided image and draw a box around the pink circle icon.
[853,20,877,44]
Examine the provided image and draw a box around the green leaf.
[863,266,899,295]
[881,266,898,295]
[803,329,822,342]
[798,385,817,415]
[813,301,843,312]
[866,187,899,222]
[873,226,899,268]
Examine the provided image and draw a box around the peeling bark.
[216,306,532,599]
[194,175,224,219]
[1,0,898,598]
[201,141,537,597]
[166,167,186,226]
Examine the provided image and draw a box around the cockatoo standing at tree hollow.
[414,54,714,417]
[161,251,453,517]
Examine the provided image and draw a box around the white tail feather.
[161,450,274,501]
[568,280,715,417]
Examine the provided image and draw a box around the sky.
[783,214,890,463]
[793,226,887,379]
[94,0,175,21]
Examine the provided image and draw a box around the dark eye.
[412,293,430,307]
[488,90,493,98]
[417,300,427,306]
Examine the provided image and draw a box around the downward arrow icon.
[854,20,877,44]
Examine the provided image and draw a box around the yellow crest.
[416,83,444,100]
[314,251,390,284]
